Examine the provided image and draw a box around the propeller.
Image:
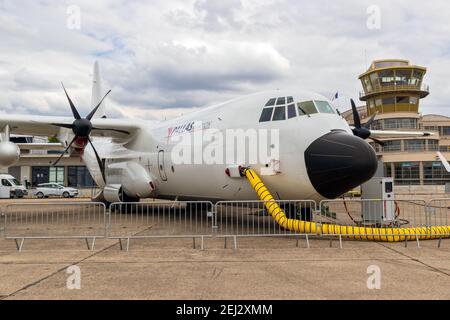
[350,99,384,146]
[51,83,112,181]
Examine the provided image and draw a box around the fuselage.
[83,90,377,203]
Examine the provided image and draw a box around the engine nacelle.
[106,161,155,200]
[0,141,20,167]
[103,184,122,203]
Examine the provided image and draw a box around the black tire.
[36,192,44,199]
[63,191,70,198]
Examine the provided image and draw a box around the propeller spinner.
[350,99,384,146]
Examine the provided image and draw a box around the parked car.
[33,183,78,198]
[0,174,28,199]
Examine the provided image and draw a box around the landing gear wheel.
[114,191,140,214]
[281,203,312,221]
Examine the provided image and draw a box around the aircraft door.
[158,150,168,181]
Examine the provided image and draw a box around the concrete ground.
[2,237,450,300]
[1,198,450,300]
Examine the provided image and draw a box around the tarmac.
[1,198,450,300]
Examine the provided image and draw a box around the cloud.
[0,0,449,120]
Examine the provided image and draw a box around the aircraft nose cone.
[304,131,378,199]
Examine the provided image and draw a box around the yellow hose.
[243,168,450,242]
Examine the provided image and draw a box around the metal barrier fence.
[319,199,428,228]
[214,200,318,249]
[2,202,106,251]
[427,198,450,227]
[108,201,214,251]
[1,198,450,251]
[318,199,428,247]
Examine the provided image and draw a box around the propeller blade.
[86,89,112,120]
[61,82,81,120]
[350,99,361,129]
[370,137,385,146]
[363,112,377,129]
[87,136,105,182]
[51,123,74,129]
[91,127,130,135]
[53,135,77,166]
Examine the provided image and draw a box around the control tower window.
[411,70,423,86]
[259,108,273,122]
[272,106,286,121]
[314,101,335,114]
[297,101,317,115]
[396,96,409,104]
[382,97,395,105]
[287,104,296,119]
[276,97,285,105]
[363,77,372,92]
[375,61,408,68]
[379,70,395,86]
[265,98,276,106]
[370,73,379,87]
[395,69,412,86]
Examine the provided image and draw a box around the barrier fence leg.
[118,239,123,251]
[193,237,196,249]
[126,238,130,252]
[415,235,421,249]
[224,237,227,249]
[85,238,91,251]
[305,234,310,249]
[233,236,237,252]
[91,237,96,251]
[14,238,24,252]
[339,235,343,249]
[438,237,442,248]
[201,236,204,251]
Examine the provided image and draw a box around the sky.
[0,0,449,120]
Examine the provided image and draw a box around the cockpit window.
[287,104,296,119]
[272,106,286,121]
[259,108,273,122]
[315,100,335,114]
[287,96,294,104]
[297,101,318,115]
[265,98,276,107]
[276,97,285,105]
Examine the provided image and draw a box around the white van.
[0,174,28,199]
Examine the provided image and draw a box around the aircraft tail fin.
[90,61,107,118]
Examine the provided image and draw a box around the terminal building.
[0,135,95,189]
[343,59,450,186]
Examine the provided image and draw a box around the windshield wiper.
[298,106,311,118]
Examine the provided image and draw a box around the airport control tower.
[342,59,450,186]
[359,59,429,116]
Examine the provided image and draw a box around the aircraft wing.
[369,130,434,138]
[437,152,450,172]
[16,143,65,150]
[0,114,146,140]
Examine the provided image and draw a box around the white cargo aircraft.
[0,63,433,203]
